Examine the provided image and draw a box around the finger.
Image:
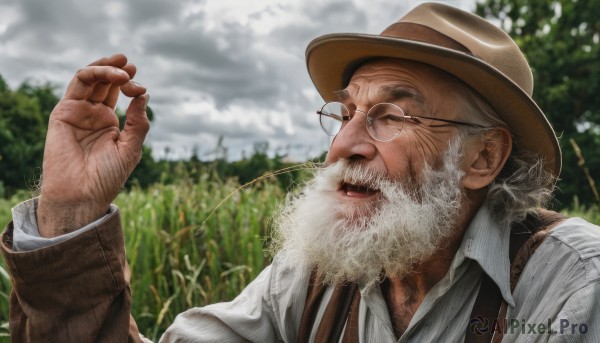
[103,83,121,109]
[104,63,138,108]
[119,94,151,165]
[65,66,130,100]
[122,63,137,78]
[103,81,146,109]
[120,63,145,97]
[88,53,128,68]
[121,81,147,98]
[88,81,113,103]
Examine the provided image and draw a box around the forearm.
[1,209,143,342]
[11,198,116,252]
[36,195,109,238]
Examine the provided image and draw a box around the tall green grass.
[0,190,33,340]
[118,173,288,340]
[0,169,599,340]
[0,171,292,340]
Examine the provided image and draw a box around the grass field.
[0,170,598,340]
[0,169,293,340]
[118,174,287,339]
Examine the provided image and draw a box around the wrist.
[37,197,109,238]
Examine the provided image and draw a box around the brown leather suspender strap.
[297,272,360,343]
[465,272,504,343]
[464,210,565,343]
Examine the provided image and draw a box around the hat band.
[381,22,472,55]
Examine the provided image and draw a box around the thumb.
[119,94,150,164]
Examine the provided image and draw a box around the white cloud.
[0,0,476,161]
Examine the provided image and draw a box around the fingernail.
[115,68,128,76]
[144,94,150,111]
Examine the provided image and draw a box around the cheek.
[377,142,423,183]
[408,129,455,165]
[379,131,451,181]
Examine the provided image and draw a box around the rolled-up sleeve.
[1,209,142,342]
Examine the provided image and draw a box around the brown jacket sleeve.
[0,210,144,343]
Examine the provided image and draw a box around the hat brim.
[306,33,561,178]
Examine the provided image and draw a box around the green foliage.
[133,149,312,193]
[0,79,159,197]
[117,174,287,340]
[562,197,600,224]
[476,0,600,206]
[0,190,33,338]
[0,78,58,195]
[0,167,597,340]
[0,161,314,340]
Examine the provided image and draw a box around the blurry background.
[1,0,597,206]
[0,0,598,340]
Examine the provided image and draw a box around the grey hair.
[453,83,556,224]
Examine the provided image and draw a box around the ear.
[461,128,512,190]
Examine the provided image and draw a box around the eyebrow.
[333,89,351,101]
[333,85,425,105]
[379,85,425,104]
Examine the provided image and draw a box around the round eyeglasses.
[317,102,487,142]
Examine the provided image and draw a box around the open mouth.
[339,182,380,197]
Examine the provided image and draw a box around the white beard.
[270,139,466,286]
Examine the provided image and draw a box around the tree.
[0,76,160,196]
[476,0,600,206]
[0,77,58,195]
[116,105,161,189]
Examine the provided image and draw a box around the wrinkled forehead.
[347,58,466,89]
[339,58,469,109]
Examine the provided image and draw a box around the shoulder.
[530,217,600,285]
[548,217,600,261]
[507,217,600,331]
[513,216,600,298]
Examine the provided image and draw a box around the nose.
[326,110,377,163]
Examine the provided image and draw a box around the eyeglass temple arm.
[406,115,488,128]
[317,111,350,122]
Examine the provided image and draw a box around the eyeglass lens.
[319,102,348,136]
[319,102,406,142]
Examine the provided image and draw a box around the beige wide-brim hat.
[306,2,561,179]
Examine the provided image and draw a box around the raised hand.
[37,54,149,237]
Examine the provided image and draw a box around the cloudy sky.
[0,0,476,161]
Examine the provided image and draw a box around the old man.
[2,2,599,342]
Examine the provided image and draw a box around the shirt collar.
[458,201,515,306]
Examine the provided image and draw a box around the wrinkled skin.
[37,54,149,237]
[325,58,512,335]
